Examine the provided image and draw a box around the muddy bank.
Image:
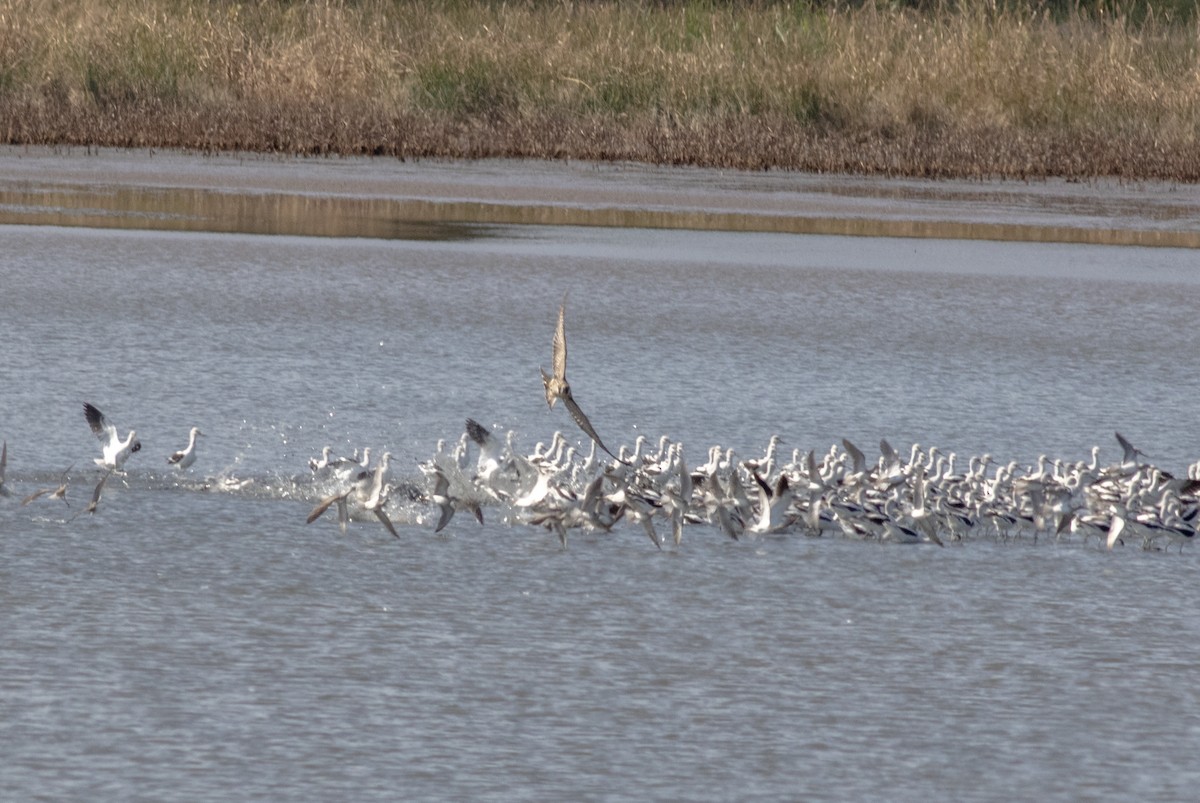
[8,105,1200,182]
[2,147,1198,247]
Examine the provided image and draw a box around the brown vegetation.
[2,1,1199,179]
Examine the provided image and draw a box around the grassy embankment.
[1,1,1199,179]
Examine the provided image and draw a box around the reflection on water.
[1,148,1199,246]
[0,185,494,241]
[3,181,1199,246]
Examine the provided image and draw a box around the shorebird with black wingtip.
[465,418,513,496]
[83,403,141,471]
[540,294,628,466]
[1115,431,1150,468]
[423,463,484,534]
[747,471,795,536]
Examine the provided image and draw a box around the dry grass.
[1,0,1199,178]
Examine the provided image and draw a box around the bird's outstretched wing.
[563,392,626,465]
[83,403,112,439]
[429,468,456,533]
[433,503,454,533]
[21,488,50,506]
[20,462,73,508]
[640,513,662,551]
[1115,431,1147,463]
[465,418,491,447]
[88,471,109,513]
[70,470,111,521]
[552,294,568,382]
[1106,514,1126,550]
[307,490,351,525]
[541,296,570,409]
[374,509,400,539]
[879,438,899,469]
[842,438,866,475]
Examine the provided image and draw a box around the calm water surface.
[2,160,1200,801]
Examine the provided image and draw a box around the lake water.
[2,151,1200,801]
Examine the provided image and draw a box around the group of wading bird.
[5,297,1200,551]
[0,403,202,521]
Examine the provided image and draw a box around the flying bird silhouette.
[539,295,627,465]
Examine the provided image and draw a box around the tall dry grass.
[1,0,1198,177]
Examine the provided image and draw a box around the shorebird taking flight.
[83,403,141,471]
[69,469,111,521]
[539,294,627,465]
[1115,431,1149,467]
[359,452,399,539]
[306,486,354,533]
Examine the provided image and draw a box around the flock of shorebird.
[0,402,205,522]
[4,296,1199,552]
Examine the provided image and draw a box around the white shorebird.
[540,294,628,465]
[879,497,927,544]
[307,452,397,538]
[1106,507,1128,550]
[512,458,561,508]
[334,447,371,486]
[309,446,335,473]
[359,455,399,539]
[747,471,795,536]
[1115,431,1149,466]
[466,419,503,478]
[428,467,457,533]
[905,469,945,547]
[308,446,369,486]
[465,418,519,500]
[83,403,141,471]
[841,438,868,483]
[741,434,783,480]
[661,452,694,546]
[167,427,204,469]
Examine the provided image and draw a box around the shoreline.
[2,146,1199,247]
[6,105,1199,182]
